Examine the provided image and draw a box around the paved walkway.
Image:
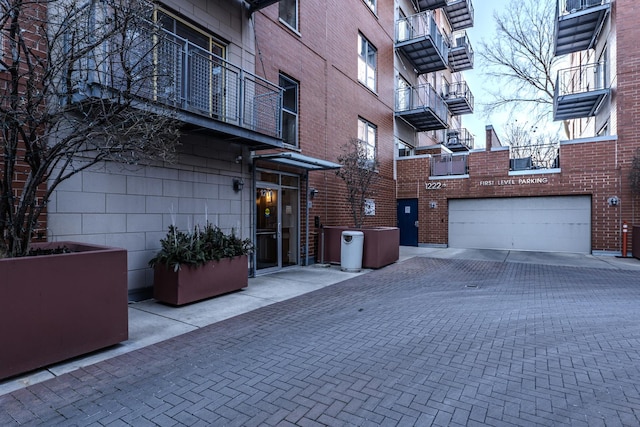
[2,249,640,425]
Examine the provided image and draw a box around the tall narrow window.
[397,75,411,110]
[279,73,298,147]
[279,0,298,31]
[358,33,377,91]
[365,0,376,13]
[156,9,226,115]
[397,9,409,42]
[358,117,377,167]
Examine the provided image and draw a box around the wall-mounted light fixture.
[309,188,319,199]
[233,178,244,192]
[608,196,619,207]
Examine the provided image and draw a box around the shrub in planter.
[149,223,252,305]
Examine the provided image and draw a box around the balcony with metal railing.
[442,128,474,151]
[417,0,448,10]
[395,83,449,131]
[395,11,450,75]
[87,27,284,149]
[448,32,474,72]
[509,143,560,171]
[554,0,611,56]
[444,0,474,31]
[553,62,610,121]
[430,153,468,177]
[443,81,474,115]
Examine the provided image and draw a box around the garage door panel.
[449,196,591,253]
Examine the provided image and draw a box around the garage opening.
[448,196,591,253]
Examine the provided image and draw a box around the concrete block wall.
[47,138,252,299]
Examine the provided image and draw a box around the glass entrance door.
[256,187,279,270]
[255,172,300,273]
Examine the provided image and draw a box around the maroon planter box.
[0,242,128,380]
[153,255,248,306]
[322,226,399,269]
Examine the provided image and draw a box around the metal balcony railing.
[449,31,474,72]
[396,83,449,131]
[555,0,610,55]
[558,0,608,16]
[396,11,450,75]
[443,81,474,115]
[442,128,474,151]
[92,27,283,140]
[510,143,560,171]
[554,62,610,120]
[430,153,468,177]
[556,62,607,96]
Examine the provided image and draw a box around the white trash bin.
[341,231,364,272]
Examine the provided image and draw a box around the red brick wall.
[254,1,397,233]
[397,139,624,252]
[1,1,49,244]
[616,0,640,251]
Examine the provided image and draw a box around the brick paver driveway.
[2,257,640,426]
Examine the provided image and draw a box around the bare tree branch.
[336,138,380,229]
[0,0,181,257]
[478,0,559,124]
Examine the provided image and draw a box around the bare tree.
[505,120,560,170]
[335,138,379,229]
[0,0,181,257]
[478,0,565,133]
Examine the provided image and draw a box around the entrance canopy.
[252,152,341,171]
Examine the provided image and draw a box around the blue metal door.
[397,199,419,246]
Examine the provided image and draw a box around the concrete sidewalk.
[1,246,639,396]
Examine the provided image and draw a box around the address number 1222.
[425,182,443,190]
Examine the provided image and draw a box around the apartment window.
[364,0,376,13]
[279,73,299,147]
[358,33,377,91]
[358,118,377,167]
[397,138,415,158]
[157,10,224,56]
[397,76,411,110]
[397,9,409,42]
[279,0,298,31]
[597,120,610,137]
[156,9,226,113]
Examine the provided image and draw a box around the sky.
[462,0,510,146]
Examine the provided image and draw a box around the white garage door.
[449,196,591,253]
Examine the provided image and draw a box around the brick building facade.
[6,0,634,300]
[396,0,634,255]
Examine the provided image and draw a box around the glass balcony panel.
[430,154,468,176]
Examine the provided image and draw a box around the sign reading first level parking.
[425,177,549,190]
[479,177,549,186]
